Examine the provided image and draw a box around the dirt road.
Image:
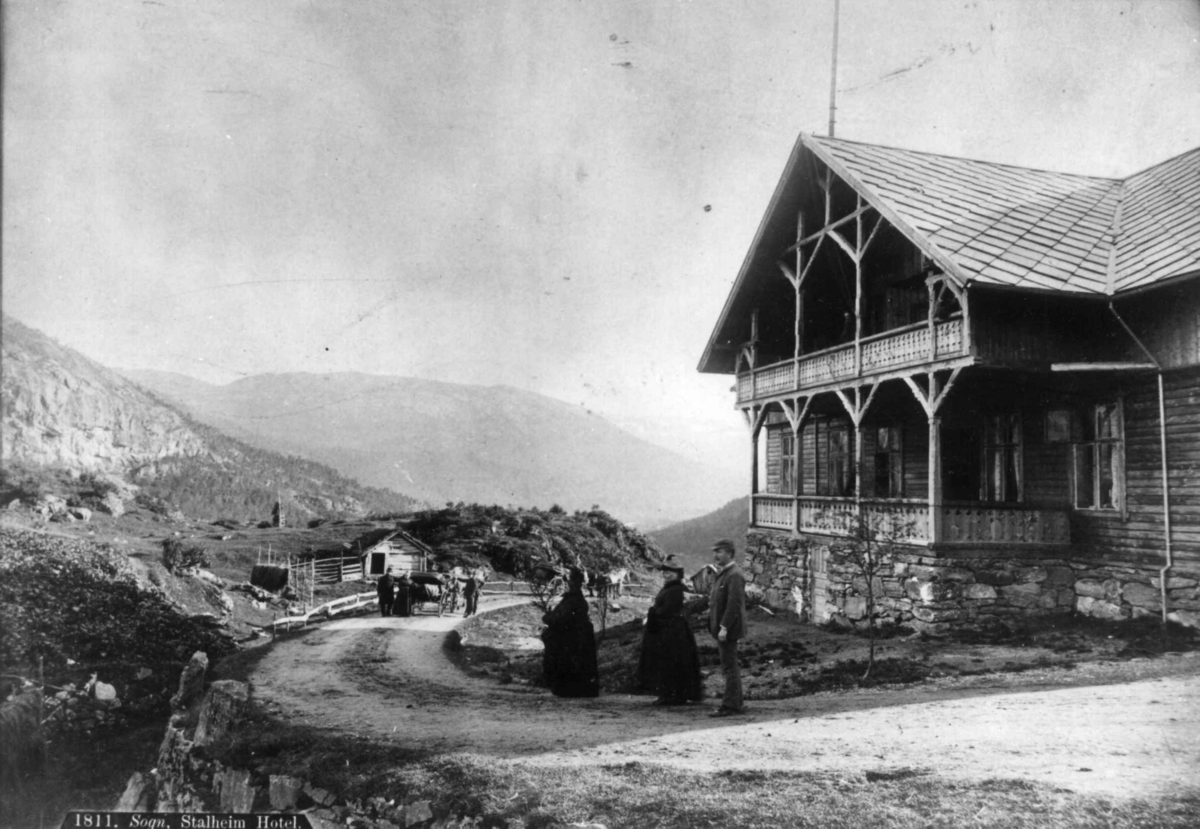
[250,595,1200,799]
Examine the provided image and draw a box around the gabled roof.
[699,134,1200,374]
[804,134,1200,295]
[356,527,433,557]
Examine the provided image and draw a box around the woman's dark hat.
[567,567,585,584]
[659,554,684,575]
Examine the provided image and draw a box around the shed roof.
[356,527,433,558]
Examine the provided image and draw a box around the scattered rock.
[269,774,305,810]
[404,800,434,827]
[218,766,257,813]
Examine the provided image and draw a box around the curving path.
[249,595,1200,799]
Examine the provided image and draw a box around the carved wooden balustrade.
[750,494,1070,547]
[736,317,965,403]
[939,503,1070,545]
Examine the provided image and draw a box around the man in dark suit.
[707,538,746,717]
[377,567,395,618]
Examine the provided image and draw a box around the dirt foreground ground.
[249,595,1200,802]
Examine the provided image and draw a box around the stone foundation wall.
[745,530,1200,634]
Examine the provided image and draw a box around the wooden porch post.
[796,212,804,360]
[854,389,864,503]
[928,415,943,544]
[854,198,863,377]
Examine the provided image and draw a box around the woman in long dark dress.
[541,568,600,698]
[637,563,703,705]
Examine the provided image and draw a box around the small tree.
[528,565,565,614]
[831,510,912,681]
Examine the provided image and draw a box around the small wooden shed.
[358,528,431,578]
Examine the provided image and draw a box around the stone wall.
[745,530,1200,634]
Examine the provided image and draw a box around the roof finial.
[828,0,840,138]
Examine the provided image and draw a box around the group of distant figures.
[375,566,484,618]
[540,539,748,718]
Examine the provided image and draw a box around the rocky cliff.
[2,316,208,471]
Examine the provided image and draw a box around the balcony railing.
[751,494,1070,547]
[798,497,931,543]
[939,503,1070,545]
[737,317,965,403]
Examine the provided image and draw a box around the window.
[817,419,855,496]
[1073,402,1123,510]
[983,413,1022,503]
[765,425,796,495]
[873,425,904,498]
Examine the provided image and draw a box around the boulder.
[1168,609,1200,629]
[1122,583,1162,610]
[171,651,209,711]
[114,772,154,812]
[305,784,337,807]
[1044,566,1075,587]
[963,583,997,600]
[194,680,249,746]
[1074,579,1107,599]
[975,570,1015,587]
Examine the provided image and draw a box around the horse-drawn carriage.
[399,572,458,616]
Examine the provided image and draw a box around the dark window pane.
[1076,443,1095,508]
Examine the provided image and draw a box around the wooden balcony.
[750,494,1070,547]
[736,317,966,403]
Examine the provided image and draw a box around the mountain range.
[125,369,740,526]
[1,316,417,521]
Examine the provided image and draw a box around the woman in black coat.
[637,563,703,705]
[541,568,600,698]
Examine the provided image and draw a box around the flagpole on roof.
[828,0,840,137]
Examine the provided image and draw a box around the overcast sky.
[4,0,1200,481]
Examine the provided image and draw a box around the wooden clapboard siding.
[1071,368,1200,570]
[972,289,1128,365]
[1113,282,1200,369]
[1022,405,1072,505]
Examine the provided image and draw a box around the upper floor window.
[873,425,904,498]
[1073,402,1124,511]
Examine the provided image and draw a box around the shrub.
[160,537,209,574]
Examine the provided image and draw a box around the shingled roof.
[803,134,1200,295]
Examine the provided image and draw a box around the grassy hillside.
[127,370,742,527]
[129,415,422,523]
[648,496,749,575]
[401,502,664,579]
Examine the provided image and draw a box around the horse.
[588,568,629,599]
